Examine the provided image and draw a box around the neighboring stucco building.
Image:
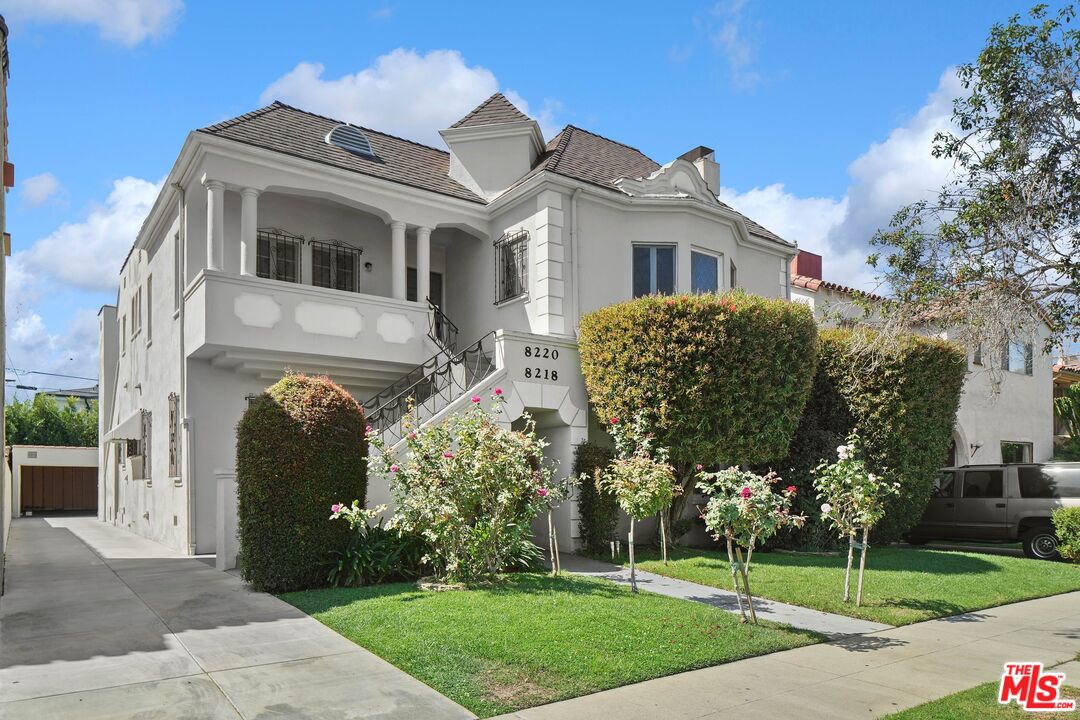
[790,250,1055,466]
[99,94,798,559]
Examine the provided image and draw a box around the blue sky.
[2,0,1042,395]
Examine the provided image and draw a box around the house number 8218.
[523,345,559,382]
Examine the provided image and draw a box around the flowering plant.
[696,467,805,623]
[325,500,426,587]
[813,431,900,604]
[367,391,554,584]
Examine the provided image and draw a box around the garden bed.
[619,546,1080,626]
[280,572,819,717]
[880,681,1080,719]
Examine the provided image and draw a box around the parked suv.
[906,463,1080,560]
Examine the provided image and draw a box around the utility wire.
[4,369,98,382]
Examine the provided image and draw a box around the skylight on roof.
[326,124,377,159]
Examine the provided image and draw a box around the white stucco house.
[789,250,1055,466]
[98,93,799,559]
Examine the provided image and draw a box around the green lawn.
[621,546,1080,626]
[881,682,1080,719]
[280,572,820,717]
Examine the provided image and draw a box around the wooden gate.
[20,466,97,512]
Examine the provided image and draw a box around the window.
[121,315,127,354]
[632,244,676,297]
[1005,340,1033,375]
[494,229,528,303]
[168,393,180,479]
[1001,441,1033,464]
[1019,465,1080,498]
[130,287,142,337]
[140,410,152,482]
[730,260,738,289]
[256,229,302,283]
[961,469,1003,498]
[407,268,444,305]
[145,275,152,344]
[311,240,360,292]
[690,250,719,294]
[779,257,790,298]
[931,471,955,498]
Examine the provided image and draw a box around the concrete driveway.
[0,517,472,719]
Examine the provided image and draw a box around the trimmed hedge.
[768,329,967,547]
[1052,506,1080,562]
[236,373,367,592]
[578,292,819,468]
[574,442,617,554]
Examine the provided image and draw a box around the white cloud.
[261,49,559,146]
[6,309,100,394]
[708,0,761,90]
[4,0,184,46]
[21,176,162,293]
[20,172,62,207]
[719,69,961,291]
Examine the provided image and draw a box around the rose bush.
[326,501,427,586]
[367,391,554,584]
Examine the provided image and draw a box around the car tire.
[1021,527,1061,561]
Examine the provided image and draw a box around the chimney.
[679,146,720,197]
[790,250,822,280]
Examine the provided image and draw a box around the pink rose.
[407,431,417,440]
[610,416,620,425]
[494,387,503,396]
[390,464,399,473]
[443,451,454,459]
[471,395,481,403]
[740,486,752,499]
[696,464,704,471]
[365,425,373,434]
[331,503,343,514]
[786,485,797,494]
[537,488,549,497]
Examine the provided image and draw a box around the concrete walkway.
[494,589,1080,720]
[0,517,472,720]
[561,553,893,637]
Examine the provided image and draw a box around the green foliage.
[769,329,967,546]
[1052,506,1080,562]
[595,412,678,521]
[326,502,427,586]
[697,468,803,550]
[6,394,98,446]
[578,292,819,468]
[236,373,367,593]
[1055,383,1080,436]
[814,433,900,537]
[367,393,554,584]
[573,442,617,554]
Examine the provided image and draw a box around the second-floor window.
[633,244,676,297]
[690,250,719,294]
[495,229,528,304]
[1005,340,1033,376]
[256,229,301,284]
[311,240,360,292]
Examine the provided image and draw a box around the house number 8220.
[523,345,559,382]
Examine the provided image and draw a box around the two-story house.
[789,250,1055,466]
[98,94,798,560]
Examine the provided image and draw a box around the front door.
[955,468,1009,539]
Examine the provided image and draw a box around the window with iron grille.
[494,229,528,304]
[256,229,302,283]
[168,393,179,479]
[311,239,361,292]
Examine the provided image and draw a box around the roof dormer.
[439,93,545,201]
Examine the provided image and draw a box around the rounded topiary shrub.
[768,329,967,547]
[573,442,617,554]
[578,292,819,533]
[236,373,367,592]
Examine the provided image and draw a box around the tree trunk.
[660,512,668,565]
[547,512,557,577]
[553,519,561,574]
[725,533,747,623]
[628,517,637,593]
[745,537,756,572]
[735,544,757,624]
[843,532,855,603]
[666,461,696,546]
[856,526,869,607]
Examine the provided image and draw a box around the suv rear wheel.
[1021,526,1060,560]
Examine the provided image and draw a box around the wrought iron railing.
[428,299,459,354]
[494,229,529,304]
[364,331,497,446]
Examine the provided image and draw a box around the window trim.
[632,242,677,297]
[1000,440,1033,464]
[1004,339,1034,376]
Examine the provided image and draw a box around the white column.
[239,188,259,276]
[416,226,432,303]
[203,178,225,271]
[390,220,407,300]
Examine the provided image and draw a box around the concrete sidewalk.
[0,517,472,720]
[494,589,1080,720]
[561,553,892,637]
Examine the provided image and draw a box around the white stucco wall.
[11,445,98,516]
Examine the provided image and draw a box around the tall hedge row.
[768,329,967,546]
[574,442,617,554]
[236,373,367,592]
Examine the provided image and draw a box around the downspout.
[570,188,582,335]
[173,182,196,555]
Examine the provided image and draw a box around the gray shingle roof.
[450,93,531,128]
[199,102,485,204]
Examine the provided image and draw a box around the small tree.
[814,433,899,605]
[367,391,553,585]
[594,412,679,592]
[698,468,804,623]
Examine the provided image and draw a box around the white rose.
[837,445,851,460]
[821,503,832,514]
[868,474,878,483]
